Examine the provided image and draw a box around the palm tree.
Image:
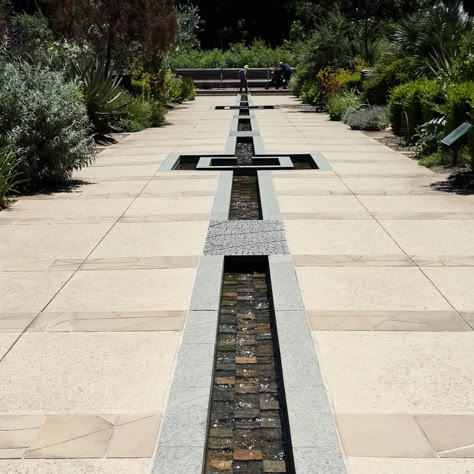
[390,0,472,78]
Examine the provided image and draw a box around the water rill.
[238,119,252,132]
[229,173,261,220]
[235,137,254,166]
[205,257,293,474]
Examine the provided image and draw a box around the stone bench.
[175,68,273,89]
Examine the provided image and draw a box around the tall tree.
[41,0,177,72]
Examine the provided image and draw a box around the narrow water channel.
[205,257,293,474]
[229,174,261,220]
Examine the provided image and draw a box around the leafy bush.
[335,68,362,92]
[6,13,52,61]
[363,56,418,105]
[169,40,296,69]
[181,77,196,101]
[443,82,474,133]
[326,92,361,121]
[0,147,19,208]
[452,30,474,82]
[414,117,446,156]
[300,80,323,105]
[345,106,389,131]
[418,150,449,168]
[150,101,167,127]
[388,80,444,140]
[111,92,152,132]
[111,91,167,132]
[0,61,95,191]
[290,10,355,94]
[419,147,471,169]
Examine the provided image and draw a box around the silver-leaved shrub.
[0,61,95,191]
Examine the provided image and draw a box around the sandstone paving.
[285,220,404,255]
[45,268,195,312]
[349,458,474,474]
[314,331,474,416]
[90,221,208,258]
[1,94,474,471]
[0,333,178,414]
[0,459,151,473]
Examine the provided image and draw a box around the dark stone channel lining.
[205,258,293,474]
[152,93,346,474]
[229,175,261,220]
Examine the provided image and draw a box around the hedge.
[388,80,444,141]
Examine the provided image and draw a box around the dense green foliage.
[169,40,296,69]
[389,80,445,140]
[0,61,95,191]
[326,92,362,121]
[0,4,199,206]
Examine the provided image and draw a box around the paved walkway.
[0,94,473,473]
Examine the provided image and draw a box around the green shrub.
[418,150,448,168]
[443,82,474,132]
[0,61,95,191]
[164,70,184,103]
[150,101,167,127]
[345,106,389,131]
[419,147,471,169]
[111,92,153,132]
[335,69,362,92]
[181,77,196,101]
[452,31,474,82]
[414,117,446,156]
[389,80,444,141]
[326,92,361,121]
[111,91,168,132]
[0,147,19,208]
[300,80,323,105]
[169,40,296,69]
[363,57,417,105]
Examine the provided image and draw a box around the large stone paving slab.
[0,333,178,414]
[90,222,208,258]
[0,224,112,267]
[349,458,474,474]
[45,269,195,312]
[285,220,404,255]
[0,272,72,313]
[297,267,452,311]
[381,220,474,255]
[423,268,474,312]
[0,459,150,473]
[123,196,213,216]
[314,332,474,414]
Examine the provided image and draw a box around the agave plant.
[70,55,127,136]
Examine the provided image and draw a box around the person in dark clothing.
[279,62,293,88]
[265,66,282,89]
[239,65,249,93]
